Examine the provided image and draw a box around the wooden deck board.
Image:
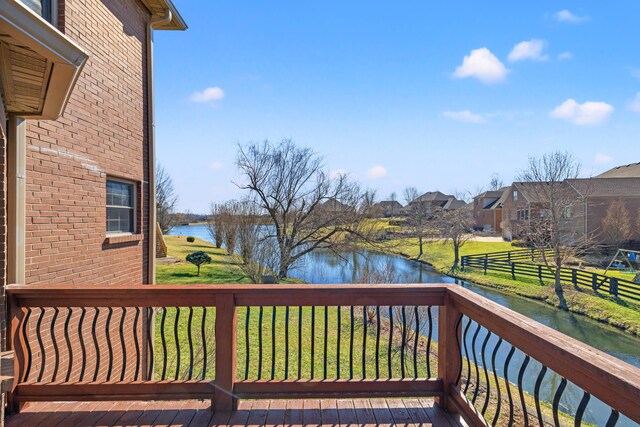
[5,398,463,426]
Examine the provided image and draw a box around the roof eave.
[141,0,188,30]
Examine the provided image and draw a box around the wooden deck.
[6,398,465,426]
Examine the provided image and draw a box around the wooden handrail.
[6,283,640,424]
[447,286,640,423]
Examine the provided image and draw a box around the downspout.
[7,117,25,286]
[146,10,172,285]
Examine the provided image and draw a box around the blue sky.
[154,1,640,213]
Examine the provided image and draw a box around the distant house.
[371,200,403,217]
[407,191,466,214]
[473,190,506,232]
[501,175,640,243]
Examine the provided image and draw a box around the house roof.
[373,200,403,208]
[443,198,467,210]
[512,181,581,203]
[596,162,640,178]
[567,178,640,197]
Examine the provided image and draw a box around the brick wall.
[25,0,151,286]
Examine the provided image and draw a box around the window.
[562,206,572,219]
[106,179,135,234]
[19,0,54,23]
[513,191,518,201]
[517,208,529,221]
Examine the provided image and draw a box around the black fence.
[461,249,640,304]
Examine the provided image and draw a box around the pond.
[169,224,640,426]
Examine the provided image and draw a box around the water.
[169,224,640,425]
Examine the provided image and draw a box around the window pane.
[107,207,133,233]
[19,0,52,22]
[107,180,133,208]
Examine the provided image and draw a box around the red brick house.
[0,0,185,414]
[472,190,505,232]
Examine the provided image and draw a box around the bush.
[186,251,211,276]
[511,239,531,248]
[186,236,195,243]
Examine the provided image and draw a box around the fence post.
[436,296,462,412]
[572,269,577,287]
[484,254,488,275]
[610,278,619,298]
[531,248,535,261]
[461,256,465,271]
[538,265,543,285]
[511,263,516,280]
[507,251,511,263]
[215,294,238,412]
[592,273,598,292]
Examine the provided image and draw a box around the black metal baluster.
[401,306,407,379]
[311,306,315,379]
[462,318,472,393]
[258,306,263,380]
[146,308,155,380]
[105,307,113,381]
[324,306,328,379]
[503,345,516,426]
[349,306,354,379]
[160,307,168,380]
[388,306,393,378]
[51,307,60,382]
[22,308,32,382]
[552,377,567,427]
[362,306,367,379]
[336,306,341,379]
[297,306,302,379]
[133,307,141,381]
[92,308,101,382]
[285,306,290,380]
[413,306,419,379]
[271,306,276,380]
[64,308,73,382]
[174,307,181,380]
[574,392,590,427]
[490,338,503,427]
[119,308,127,381]
[480,330,492,416]
[244,307,250,380]
[426,306,433,379]
[534,365,548,426]
[455,316,465,386]
[201,307,207,380]
[187,307,194,380]
[517,355,531,426]
[470,322,482,404]
[375,306,381,379]
[605,409,619,427]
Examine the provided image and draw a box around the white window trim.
[106,177,137,235]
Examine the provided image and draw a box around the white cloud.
[442,110,486,124]
[453,48,508,84]
[189,86,225,102]
[508,39,548,62]
[210,161,224,170]
[557,52,573,61]
[553,10,589,23]
[366,165,387,179]
[594,153,613,164]
[628,92,640,113]
[549,99,614,125]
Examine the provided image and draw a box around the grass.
[373,237,640,336]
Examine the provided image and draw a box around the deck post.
[214,294,238,412]
[436,294,462,413]
[7,295,24,414]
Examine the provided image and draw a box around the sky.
[154,1,640,213]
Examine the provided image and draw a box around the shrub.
[186,251,211,276]
[186,236,195,243]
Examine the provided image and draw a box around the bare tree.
[518,151,583,310]
[602,200,632,249]
[435,208,474,271]
[403,187,419,206]
[389,192,398,216]
[236,139,375,280]
[234,200,279,283]
[403,191,433,259]
[207,203,224,248]
[156,164,178,233]
[489,173,504,191]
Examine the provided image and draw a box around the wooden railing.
[6,284,640,426]
[462,250,640,303]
